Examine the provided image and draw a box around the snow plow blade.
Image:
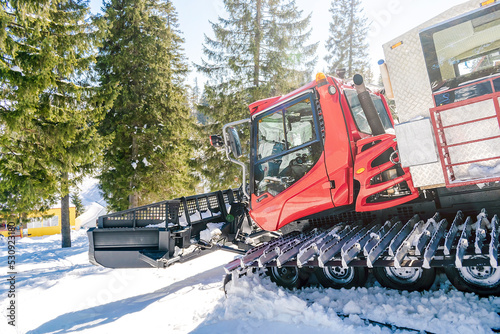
[88,189,240,268]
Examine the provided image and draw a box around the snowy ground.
[1,231,500,334]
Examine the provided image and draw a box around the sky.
[89,0,469,86]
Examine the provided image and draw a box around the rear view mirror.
[210,135,224,148]
[221,118,250,198]
[226,127,242,158]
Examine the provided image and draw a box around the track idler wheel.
[445,264,500,297]
[373,266,436,292]
[314,266,368,289]
[266,266,308,290]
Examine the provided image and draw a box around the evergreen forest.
[0,0,371,247]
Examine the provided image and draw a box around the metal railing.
[97,189,238,229]
[430,76,500,187]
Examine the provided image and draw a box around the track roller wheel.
[373,266,436,292]
[314,266,368,289]
[266,266,307,290]
[445,264,500,297]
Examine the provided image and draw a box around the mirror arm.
[223,118,251,199]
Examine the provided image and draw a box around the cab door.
[249,91,334,231]
[318,81,356,209]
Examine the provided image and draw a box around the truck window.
[420,4,500,104]
[257,110,285,160]
[254,95,322,197]
[344,89,393,135]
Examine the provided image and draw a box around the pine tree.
[0,1,58,222]
[97,0,198,211]
[195,0,318,190]
[188,78,208,124]
[324,0,370,80]
[0,0,108,247]
[71,192,85,217]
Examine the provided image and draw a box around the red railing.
[430,76,500,187]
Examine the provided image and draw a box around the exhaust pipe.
[353,74,385,136]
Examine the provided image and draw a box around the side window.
[254,95,322,197]
[344,90,393,135]
[257,110,285,160]
[419,6,500,105]
[285,99,315,149]
[420,7,500,89]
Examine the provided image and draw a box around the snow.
[178,215,189,227]
[207,272,500,334]
[468,163,500,179]
[77,202,107,228]
[343,300,362,314]
[0,231,235,334]
[199,222,224,242]
[200,210,212,219]
[10,66,23,74]
[1,231,500,334]
[190,211,202,221]
[145,221,166,228]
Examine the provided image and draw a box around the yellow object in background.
[0,207,78,238]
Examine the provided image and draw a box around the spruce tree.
[0,0,108,247]
[71,192,85,217]
[196,0,317,190]
[324,0,370,79]
[0,1,58,222]
[97,0,197,211]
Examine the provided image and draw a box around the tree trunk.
[254,0,262,88]
[348,0,354,77]
[129,134,139,209]
[61,172,71,248]
[129,189,138,208]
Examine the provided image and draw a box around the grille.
[309,211,377,228]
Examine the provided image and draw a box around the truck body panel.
[384,0,500,188]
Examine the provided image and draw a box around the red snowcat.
[88,0,500,296]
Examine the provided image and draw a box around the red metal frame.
[353,135,419,211]
[430,76,500,187]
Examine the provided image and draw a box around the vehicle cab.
[220,74,418,231]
